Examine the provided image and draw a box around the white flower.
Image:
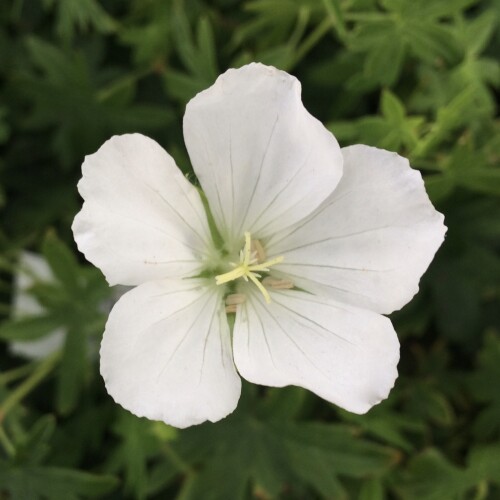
[10,251,127,360]
[72,63,446,429]
[10,252,66,359]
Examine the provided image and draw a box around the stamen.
[215,267,245,285]
[248,273,271,303]
[251,239,266,262]
[225,293,246,313]
[247,255,284,272]
[243,232,252,266]
[262,277,294,290]
[215,231,284,304]
[225,293,246,305]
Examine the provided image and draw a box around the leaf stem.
[321,0,347,40]
[0,362,36,386]
[163,443,193,475]
[0,351,61,424]
[0,425,15,457]
[292,18,333,68]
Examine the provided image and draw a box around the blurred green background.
[1,0,500,498]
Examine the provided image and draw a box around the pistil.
[215,232,284,303]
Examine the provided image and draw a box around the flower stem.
[0,351,61,424]
[292,18,333,68]
[0,425,15,457]
[163,443,193,475]
[321,0,347,40]
[0,362,37,386]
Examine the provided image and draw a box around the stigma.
[215,232,284,303]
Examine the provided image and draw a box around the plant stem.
[0,351,61,424]
[321,0,347,40]
[292,18,333,68]
[0,425,15,457]
[163,443,193,475]
[0,362,36,386]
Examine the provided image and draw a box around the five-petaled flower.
[73,63,446,428]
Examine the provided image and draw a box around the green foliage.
[0,0,499,498]
[43,0,117,42]
[174,413,398,499]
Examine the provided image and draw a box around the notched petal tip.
[186,63,300,108]
[183,63,343,242]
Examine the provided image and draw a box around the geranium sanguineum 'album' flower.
[72,63,446,428]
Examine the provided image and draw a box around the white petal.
[183,63,343,249]
[267,145,446,314]
[233,288,399,414]
[100,279,241,428]
[10,330,66,360]
[9,252,65,359]
[73,134,212,286]
[13,252,52,316]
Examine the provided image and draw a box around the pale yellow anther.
[225,293,246,306]
[251,239,266,263]
[262,277,294,290]
[215,232,284,304]
[224,293,246,314]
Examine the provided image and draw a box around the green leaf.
[381,89,405,122]
[339,407,420,452]
[0,315,63,341]
[175,416,398,499]
[451,167,500,196]
[196,17,218,80]
[179,457,249,500]
[15,415,56,466]
[277,422,399,478]
[362,26,405,85]
[413,0,478,18]
[411,86,477,158]
[398,445,500,499]
[463,10,499,55]
[424,174,455,203]
[25,36,89,88]
[405,22,462,63]
[119,0,172,67]
[163,68,209,105]
[468,333,500,405]
[107,411,161,499]
[397,449,469,500]
[358,478,385,500]
[0,466,118,500]
[472,404,500,441]
[0,106,10,144]
[468,444,500,483]
[47,0,116,41]
[171,4,217,82]
[29,282,68,311]
[413,387,455,427]
[258,386,307,421]
[285,441,347,499]
[321,0,347,39]
[56,328,87,414]
[42,231,80,296]
[431,258,482,342]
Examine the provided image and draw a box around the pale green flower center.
[215,232,284,303]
